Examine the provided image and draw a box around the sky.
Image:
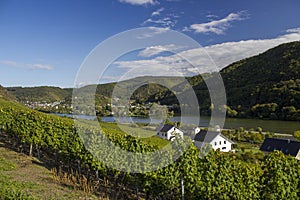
[0,0,300,88]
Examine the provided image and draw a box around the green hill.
[220,41,300,120]
[175,41,300,120]
[132,41,300,120]
[0,85,17,102]
[5,41,300,120]
[6,86,72,103]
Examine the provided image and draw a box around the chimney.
[215,125,221,132]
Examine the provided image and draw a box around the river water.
[56,114,300,134]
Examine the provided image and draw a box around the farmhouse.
[193,129,235,152]
[156,124,184,141]
[260,138,300,160]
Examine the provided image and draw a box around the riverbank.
[51,113,300,134]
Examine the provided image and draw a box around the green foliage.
[261,151,300,199]
[226,105,238,117]
[1,96,300,199]
[251,103,279,118]
[222,128,265,144]
[293,130,300,141]
[221,42,300,121]
[0,85,17,102]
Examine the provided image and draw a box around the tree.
[293,130,300,141]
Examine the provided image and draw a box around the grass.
[77,119,170,149]
[235,142,262,155]
[0,141,101,200]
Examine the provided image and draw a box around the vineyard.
[0,98,300,199]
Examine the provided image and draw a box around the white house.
[157,124,184,141]
[193,129,235,152]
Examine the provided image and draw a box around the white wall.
[194,127,201,135]
[210,135,232,152]
[157,127,183,141]
[167,127,183,140]
[296,150,300,160]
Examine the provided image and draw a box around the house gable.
[193,130,234,152]
[210,134,233,152]
[156,124,183,140]
[296,150,300,160]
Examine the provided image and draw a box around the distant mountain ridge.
[5,41,300,120]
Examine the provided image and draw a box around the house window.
[219,141,221,145]
[285,149,289,153]
[267,146,271,150]
[214,142,217,146]
[224,141,226,144]
[222,147,226,150]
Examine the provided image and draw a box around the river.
[55,114,300,134]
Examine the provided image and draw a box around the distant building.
[193,130,235,152]
[194,127,201,135]
[260,138,300,160]
[157,124,184,141]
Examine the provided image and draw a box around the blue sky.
[1,0,300,87]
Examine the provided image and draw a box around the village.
[156,123,300,160]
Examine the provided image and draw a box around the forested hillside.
[220,41,300,120]
[6,41,300,120]
[6,86,72,103]
[148,41,300,120]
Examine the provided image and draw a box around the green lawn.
[76,119,170,149]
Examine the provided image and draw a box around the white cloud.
[25,64,54,70]
[0,60,18,67]
[137,27,169,39]
[206,14,218,19]
[99,75,121,83]
[114,29,300,77]
[182,26,191,32]
[119,0,158,6]
[142,8,179,29]
[138,44,186,57]
[114,56,189,80]
[143,17,177,28]
[187,11,248,35]
[0,60,54,70]
[151,7,164,16]
[286,28,300,33]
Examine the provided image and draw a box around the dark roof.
[157,124,175,133]
[194,130,234,144]
[193,130,235,144]
[277,136,297,141]
[194,130,219,143]
[260,138,300,157]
